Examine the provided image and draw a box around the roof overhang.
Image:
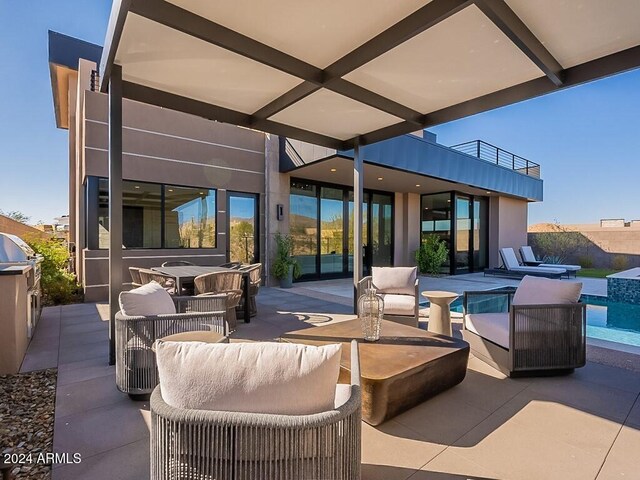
[100,0,640,148]
[284,134,543,201]
[48,31,102,129]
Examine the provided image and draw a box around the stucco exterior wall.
[72,86,268,300]
[487,196,529,268]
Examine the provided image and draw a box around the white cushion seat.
[372,266,417,295]
[465,313,510,349]
[380,293,416,316]
[538,263,581,272]
[155,341,342,415]
[512,276,582,305]
[118,281,176,316]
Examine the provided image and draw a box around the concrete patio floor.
[20,277,640,480]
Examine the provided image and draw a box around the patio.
[20,276,640,480]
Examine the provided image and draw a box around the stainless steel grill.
[0,233,43,336]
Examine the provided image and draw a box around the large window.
[164,186,216,248]
[92,177,216,249]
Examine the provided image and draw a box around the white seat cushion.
[372,267,417,295]
[381,293,415,316]
[119,281,176,316]
[513,275,582,305]
[465,313,510,349]
[155,341,342,415]
[539,264,581,272]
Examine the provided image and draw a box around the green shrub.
[415,235,449,275]
[25,236,83,305]
[271,232,302,280]
[612,255,629,271]
[577,255,594,269]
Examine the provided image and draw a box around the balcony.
[451,140,541,178]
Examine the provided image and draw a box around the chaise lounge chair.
[520,246,581,278]
[485,248,566,279]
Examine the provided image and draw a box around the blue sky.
[0,1,638,226]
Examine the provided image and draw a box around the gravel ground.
[0,369,57,480]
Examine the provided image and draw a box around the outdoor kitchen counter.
[0,270,31,374]
[0,264,32,275]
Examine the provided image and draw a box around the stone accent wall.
[608,277,640,305]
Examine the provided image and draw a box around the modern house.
[49,31,542,301]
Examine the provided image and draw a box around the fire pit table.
[282,319,469,425]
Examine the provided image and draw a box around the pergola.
[99,0,640,363]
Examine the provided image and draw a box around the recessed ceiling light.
[330,168,337,172]
[377,177,383,181]
[486,191,491,194]
[134,186,140,189]
[447,199,451,202]
[199,192,204,195]
[415,184,421,187]
[424,207,429,210]
[168,189,173,192]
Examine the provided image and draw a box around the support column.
[108,65,123,366]
[353,139,363,313]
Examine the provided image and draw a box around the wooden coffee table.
[281,319,469,426]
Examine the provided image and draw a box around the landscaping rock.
[0,369,56,480]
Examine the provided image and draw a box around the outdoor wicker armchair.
[150,340,362,480]
[462,287,586,377]
[358,267,419,327]
[115,295,228,398]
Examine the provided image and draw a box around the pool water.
[432,293,640,348]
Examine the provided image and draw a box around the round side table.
[421,291,459,337]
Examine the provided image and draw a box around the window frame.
[87,176,218,250]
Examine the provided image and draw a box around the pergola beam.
[473,0,564,86]
[254,0,471,121]
[125,0,462,125]
[352,43,640,146]
[108,65,123,365]
[121,81,347,150]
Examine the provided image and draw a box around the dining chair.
[139,268,178,295]
[129,267,143,288]
[194,271,244,329]
[238,263,262,317]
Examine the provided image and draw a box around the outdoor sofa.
[462,275,586,377]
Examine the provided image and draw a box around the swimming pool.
[427,292,640,349]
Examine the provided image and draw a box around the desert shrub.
[612,255,629,271]
[577,255,594,268]
[25,236,82,305]
[415,235,449,275]
[529,224,590,264]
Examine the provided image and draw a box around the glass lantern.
[358,287,384,342]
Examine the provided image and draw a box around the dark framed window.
[89,177,216,249]
[290,178,394,280]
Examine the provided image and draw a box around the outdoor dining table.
[151,265,251,323]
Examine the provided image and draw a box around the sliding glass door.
[421,192,488,274]
[290,179,393,280]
